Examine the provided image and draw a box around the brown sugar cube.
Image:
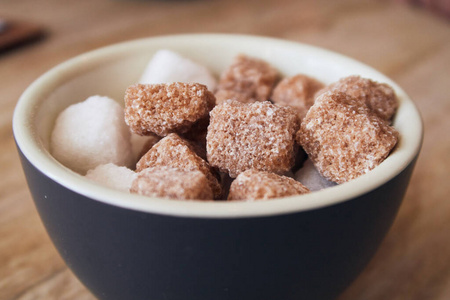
[316,75,398,122]
[124,82,215,137]
[207,100,300,178]
[217,54,280,102]
[214,89,256,106]
[137,133,161,161]
[130,132,161,164]
[271,74,324,121]
[297,91,399,184]
[131,167,213,200]
[228,169,310,201]
[136,133,222,198]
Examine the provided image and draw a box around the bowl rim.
[13,33,423,218]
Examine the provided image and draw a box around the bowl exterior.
[18,146,418,300]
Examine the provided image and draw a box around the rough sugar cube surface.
[130,167,214,200]
[139,49,217,92]
[207,100,299,178]
[51,95,133,174]
[228,169,310,201]
[317,75,398,122]
[124,82,215,137]
[297,91,399,184]
[271,74,324,120]
[217,54,280,102]
[136,133,222,198]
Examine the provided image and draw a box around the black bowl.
[13,34,423,300]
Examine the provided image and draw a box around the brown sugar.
[228,169,310,201]
[297,91,399,184]
[217,54,280,102]
[207,100,300,178]
[317,75,398,122]
[214,89,257,106]
[124,82,215,137]
[136,133,222,198]
[271,74,324,120]
[131,167,213,200]
[136,133,161,161]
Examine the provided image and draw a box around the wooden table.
[1,0,449,299]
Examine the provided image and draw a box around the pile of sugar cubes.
[50,49,399,201]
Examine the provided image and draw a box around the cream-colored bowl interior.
[13,34,423,218]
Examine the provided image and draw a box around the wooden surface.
[1,0,449,299]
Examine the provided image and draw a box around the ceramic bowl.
[13,34,423,300]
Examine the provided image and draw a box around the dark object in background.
[0,18,45,52]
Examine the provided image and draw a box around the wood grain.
[0,0,449,299]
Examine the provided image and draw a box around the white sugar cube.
[139,49,217,91]
[86,163,136,192]
[51,95,134,174]
[294,159,336,191]
[130,133,151,162]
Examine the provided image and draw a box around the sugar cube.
[139,49,217,92]
[85,163,136,192]
[228,169,310,201]
[207,100,299,178]
[51,95,133,174]
[294,159,336,191]
[131,166,214,200]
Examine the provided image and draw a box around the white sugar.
[130,132,153,162]
[294,159,336,191]
[50,95,134,174]
[139,49,217,91]
[86,163,136,192]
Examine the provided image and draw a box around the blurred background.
[1,0,449,299]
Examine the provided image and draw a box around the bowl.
[13,34,423,300]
